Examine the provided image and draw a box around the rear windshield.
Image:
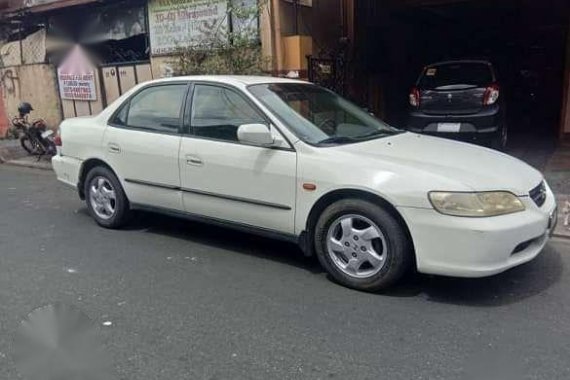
[418,62,494,89]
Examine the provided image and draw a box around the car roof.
[144,75,308,87]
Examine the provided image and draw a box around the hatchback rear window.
[418,63,494,89]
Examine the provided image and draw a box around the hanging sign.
[57,46,97,101]
[148,0,228,55]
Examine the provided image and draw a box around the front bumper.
[397,185,557,278]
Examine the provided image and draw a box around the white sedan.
[52,76,558,291]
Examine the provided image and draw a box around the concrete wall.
[0,63,62,130]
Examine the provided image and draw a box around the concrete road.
[1,165,570,380]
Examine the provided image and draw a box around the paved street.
[1,165,570,380]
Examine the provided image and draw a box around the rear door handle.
[185,155,203,166]
[108,143,121,154]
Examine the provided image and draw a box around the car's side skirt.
[130,203,300,245]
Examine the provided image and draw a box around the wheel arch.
[77,158,120,200]
[302,189,416,265]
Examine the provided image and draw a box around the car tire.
[84,166,130,229]
[314,199,413,292]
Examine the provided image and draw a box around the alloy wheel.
[326,214,388,279]
[89,176,117,220]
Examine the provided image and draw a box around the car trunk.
[419,84,486,115]
[416,62,494,115]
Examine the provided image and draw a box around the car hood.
[335,132,543,195]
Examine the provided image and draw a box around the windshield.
[248,83,401,145]
[418,62,494,89]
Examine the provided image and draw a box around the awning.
[2,0,101,15]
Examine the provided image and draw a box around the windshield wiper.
[355,130,401,140]
[317,136,356,145]
[318,130,402,145]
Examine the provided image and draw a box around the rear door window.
[122,84,188,133]
[419,63,494,89]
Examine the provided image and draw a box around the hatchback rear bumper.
[406,105,503,144]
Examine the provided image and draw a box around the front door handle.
[108,143,121,154]
[185,155,203,166]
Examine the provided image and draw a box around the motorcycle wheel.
[20,136,35,154]
[21,136,44,155]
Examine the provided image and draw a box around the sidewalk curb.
[0,148,9,163]
[0,142,28,163]
[4,159,53,171]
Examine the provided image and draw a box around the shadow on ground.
[121,210,323,274]
[78,208,564,308]
[384,247,563,307]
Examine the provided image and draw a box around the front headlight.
[429,191,525,217]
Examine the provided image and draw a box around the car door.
[103,82,189,211]
[179,83,297,234]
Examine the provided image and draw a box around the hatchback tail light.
[483,83,500,106]
[409,87,421,107]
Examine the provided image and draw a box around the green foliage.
[175,0,270,76]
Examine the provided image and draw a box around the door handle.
[185,155,203,166]
[108,143,121,154]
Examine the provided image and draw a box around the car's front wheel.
[84,166,130,229]
[314,199,413,292]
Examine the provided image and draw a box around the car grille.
[529,181,547,207]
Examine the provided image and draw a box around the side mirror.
[237,123,275,147]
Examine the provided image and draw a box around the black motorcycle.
[11,102,56,159]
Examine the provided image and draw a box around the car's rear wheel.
[314,199,413,292]
[84,166,130,229]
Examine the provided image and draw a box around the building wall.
[0,63,62,130]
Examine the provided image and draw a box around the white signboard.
[148,0,228,55]
[57,46,97,101]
